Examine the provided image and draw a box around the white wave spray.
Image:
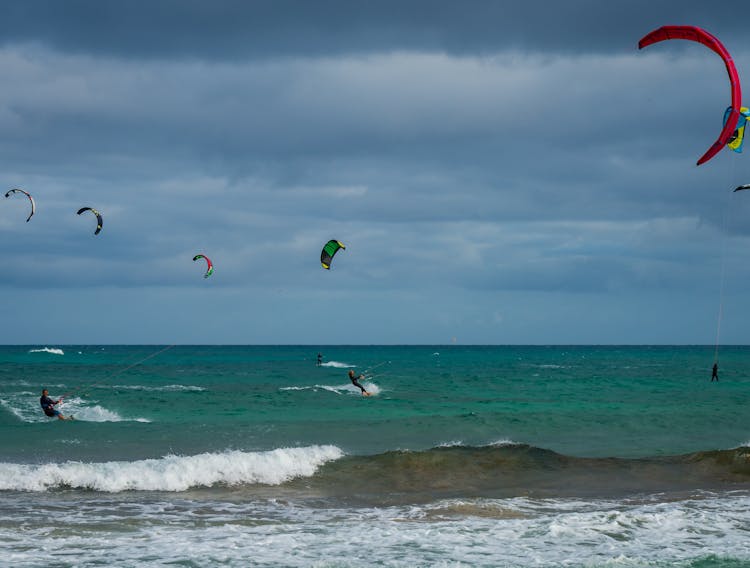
[28,347,64,355]
[0,395,149,424]
[281,383,381,396]
[320,361,354,368]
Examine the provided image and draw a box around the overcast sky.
[2,0,750,345]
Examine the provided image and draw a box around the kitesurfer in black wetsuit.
[348,370,370,396]
[711,363,719,382]
[317,353,323,366]
[39,389,71,420]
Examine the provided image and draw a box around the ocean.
[1,345,749,567]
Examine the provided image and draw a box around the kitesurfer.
[711,363,719,382]
[39,389,71,420]
[347,369,370,396]
[317,353,323,366]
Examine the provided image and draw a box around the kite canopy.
[638,25,742,165]
[4,188,35,222]
[76,207,103,235]
[193,254,214,278]
[733,184,750,192]
[321,240,345,270]
[724,106,750,153]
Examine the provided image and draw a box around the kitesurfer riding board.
[39,389,74,420]
[347,370,371,396]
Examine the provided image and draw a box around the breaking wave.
[4,443,750,499]
[0,445,344,492]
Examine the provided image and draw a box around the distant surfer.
[348,369,370,396]
[39,389,72,420]
[317,352,323,366]
[711,362,719,382]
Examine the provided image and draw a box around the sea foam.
[0,446,344,492]
[5,494,750,566]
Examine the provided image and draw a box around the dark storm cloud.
[0,0,747,60]
[0,46,741,280]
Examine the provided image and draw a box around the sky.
[1,0,750,344]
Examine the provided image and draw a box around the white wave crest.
[488,439,519,447]
[436,440,517,449]
[4,381,67,388]
[28,347,64,355]
[320,361,354,368]
[110,384,205,392]
[0,446,344,492]
[437,440,465,448]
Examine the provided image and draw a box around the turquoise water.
[1,345,750,566]
[3,345,748,459]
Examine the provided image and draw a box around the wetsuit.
[40,395,59,417]
[711,364,719,382]
[350,374,367,394]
